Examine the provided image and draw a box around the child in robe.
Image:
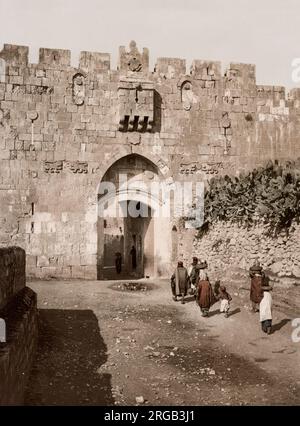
[218,284,232,318]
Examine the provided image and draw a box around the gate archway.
[97,154,172,280]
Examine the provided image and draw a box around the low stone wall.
[0,247,37,405]
[0,247,26,310]
[187,222,300,286]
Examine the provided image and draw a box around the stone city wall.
[0,247,37,405]
[179,222,300,285]
[0,41,300,278]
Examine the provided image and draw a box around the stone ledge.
[0,286,38,405]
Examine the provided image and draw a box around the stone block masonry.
[0,40,300,279]
[179,221,300,283]
[0,247,37,405]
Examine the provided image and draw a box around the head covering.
[199,269,208,281]
[250,260,263,273]
[199,260,208,269]
[178,261,183,267]
[192,256,198,262]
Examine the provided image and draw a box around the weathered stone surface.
[0,247,37,405]
[185,222,300,283]
[270,261,283,274]
[0,41,300,279]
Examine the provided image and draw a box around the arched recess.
[96,153,174,280]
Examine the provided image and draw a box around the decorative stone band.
[44,161,88,174]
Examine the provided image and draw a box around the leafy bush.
[199,159,300,235]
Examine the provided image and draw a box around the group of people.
[170,257,232,318]
[170,257,273,334]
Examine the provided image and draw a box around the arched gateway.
[97,154,173,279]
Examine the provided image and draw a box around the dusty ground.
[24,278,300,406]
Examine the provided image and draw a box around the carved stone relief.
[44,161,88,174]
[72,73,85,105]
[157,159,170,176]
[181,81,193,111]
[221,112,231,129]
[126,134,141,145]
[221,112,232,154]
[118,40,149,74]
[44,161,63,174]
[28,85,53,95]
[0,109,11,128]
[65,161,88,174]
[177,77,197,111]
[180,162,225,175]
[128,41,142,72]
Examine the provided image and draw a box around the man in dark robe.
[130,245,137,270]
[249,260,264,312]
[188,257,200,296]
[115,252,122,274]
[171,261,190,304]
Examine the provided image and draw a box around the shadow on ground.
[24,309,114,406]
[272,318,291,334]
[228,308,241,317]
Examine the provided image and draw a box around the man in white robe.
[260,289,273,334]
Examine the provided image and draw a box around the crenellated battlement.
[0,44,29,66]
[39,47,71,68]
[0,41,296,100]
[0,41,256,81]
[1,41,298,103]
[0,39,299,118]
[79,51,110,73]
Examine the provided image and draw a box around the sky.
[0,0,300,89]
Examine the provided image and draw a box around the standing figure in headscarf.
[188,257,200,297]
[196,266,215,317]
[171,261,190,304]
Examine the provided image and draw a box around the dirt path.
[25,279,300,406]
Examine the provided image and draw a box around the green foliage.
[199,159,300,235]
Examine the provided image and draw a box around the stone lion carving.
[72,73,85,105]
[182,81,193,110]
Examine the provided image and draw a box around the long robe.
[189,264,200,285]
[260,291,272,322]
[171,267,189,295]
[250,275,264,304]
[115,254,122,274]
[197,280,215,309]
